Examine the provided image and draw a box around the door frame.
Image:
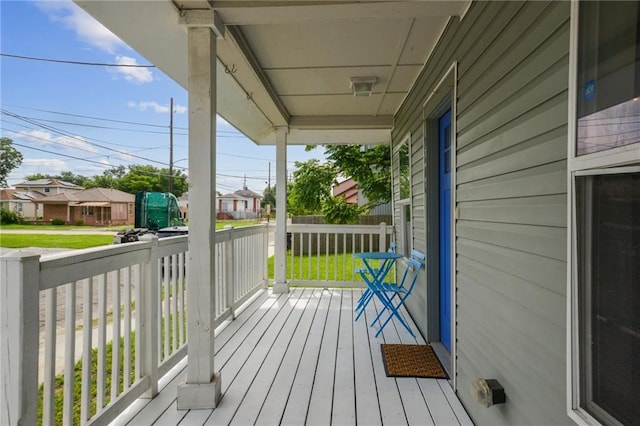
[422,61,458,388]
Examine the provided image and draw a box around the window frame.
[567,2,640,424]
[393,133,412,257]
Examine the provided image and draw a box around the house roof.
[0,189,43,202]
[15,178,83,189]
[34,188,134,204]
[219,187,262,200]
[74,1,469,147]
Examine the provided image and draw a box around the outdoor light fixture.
[471,378,506,407]
[350,76,378,97]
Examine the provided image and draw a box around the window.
[570,2,640,425]
[576,172,640,425]
[82,206,94,216]
[394,134,411,255]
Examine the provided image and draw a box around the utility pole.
[169,97,174,194]
[267,161,271,222]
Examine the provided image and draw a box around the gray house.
[74,1,638,425]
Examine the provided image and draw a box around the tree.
[0,137,23,187]
[26,171,89,187]
[262,185,276,209]
[116,165,188,197]
[322,195,360,224]
[322,144,391,209]
[287,159,336,216]
[89,166,126,188]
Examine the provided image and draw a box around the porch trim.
[421,59,458,390]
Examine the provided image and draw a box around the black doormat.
[381,344,448,379]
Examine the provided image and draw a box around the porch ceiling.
[74,0,469,145]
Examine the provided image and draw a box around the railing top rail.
[288,223,393,233]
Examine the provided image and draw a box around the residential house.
[29,1,638,425]
[0,189,43,219]
[14,178,83,195]
[332,178,358,204]
[217,186,262,219]
[34,187,134,226]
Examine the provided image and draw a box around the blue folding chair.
[369,249,425,337]
[354,242,397,320]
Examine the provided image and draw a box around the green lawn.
[2,220,262,231]
[267,252,396,283]
[216,219,264,229]
[0,224,126,231]
[0,234,113,249]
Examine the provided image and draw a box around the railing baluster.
[225,226,235,319]
[178,254,184,345]
[135,264,142,384]
[43,287,56,426]
[97,273,107,412]
[325,233,329,282]
[81,277,93,423]
[172,254,178,353]
[123,267,132,390]
[111,269,121,402]
[63,282,76,425]
[334,233,338,281]
[163,256,170,360]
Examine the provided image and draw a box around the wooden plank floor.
[111,288,473,425]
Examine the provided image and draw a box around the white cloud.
[75,159,112,177]
[128,101,187,114]
[113,56,154,84]
[21,158,70,175]
[35,0,126,54]
[14,129,98,153]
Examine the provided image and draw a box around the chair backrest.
[394,249,425,289]
[388,241,397,253]
[410,249,426,263]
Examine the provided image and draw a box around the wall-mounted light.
[471,378,506,407]
[350,76,378,97]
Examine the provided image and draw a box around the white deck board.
[109,288,473,426]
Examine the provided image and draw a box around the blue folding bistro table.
[354,250,425,337]
[353,251,403,321]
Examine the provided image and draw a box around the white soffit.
[74,1,470,146]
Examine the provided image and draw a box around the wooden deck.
[111,288,473,425]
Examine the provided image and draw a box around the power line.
[2,109,185,169]
[1,52,155,67]
[4,103,249,135]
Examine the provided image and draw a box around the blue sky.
[1,0,322,194]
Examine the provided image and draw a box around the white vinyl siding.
[392,1,572,424]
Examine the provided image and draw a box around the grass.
[215,219,264,229]
[267,251,395,283]
[0,224,126,231]
[38,309,185,425]
[38,334,136,425]
[0,234,113,249]
[2,220,262,232]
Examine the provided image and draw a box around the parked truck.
[114,191,188,243]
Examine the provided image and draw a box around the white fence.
[287,223,394,287]
[0,224,268,425]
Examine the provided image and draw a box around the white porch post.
[1,252,40,426]
[177,26,221,409]
[273,126,289,294]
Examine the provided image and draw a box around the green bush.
[75,220,84,226]
[0,208,23,224]
[51,218,65,226]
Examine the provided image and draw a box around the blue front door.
[439,109,452,351]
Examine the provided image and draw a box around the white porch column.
[273,126,289,294]
[1,252,40,426]
[177,26,221,409]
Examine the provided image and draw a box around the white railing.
[0,224,268,425]
[287,222,394,287]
